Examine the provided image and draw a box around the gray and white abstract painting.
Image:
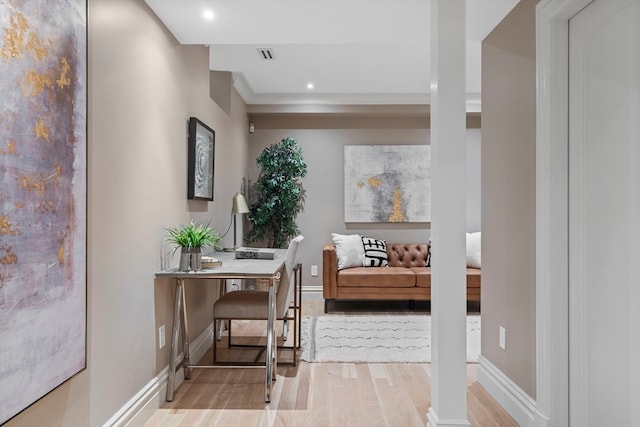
[344,145,431,223]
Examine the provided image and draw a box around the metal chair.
[213,235,303,366]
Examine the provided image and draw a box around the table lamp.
[226,192,249,251]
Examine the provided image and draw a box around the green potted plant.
[166,220,222,271]
[245,137,307,248]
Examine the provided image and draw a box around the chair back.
[276,235,304,318]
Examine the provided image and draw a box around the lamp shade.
[231,193,249,214]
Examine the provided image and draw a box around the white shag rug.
[301,315,481,363]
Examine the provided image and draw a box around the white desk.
[156,249,286,403]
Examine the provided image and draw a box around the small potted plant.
[166,221,222,271]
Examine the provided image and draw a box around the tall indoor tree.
[245,137,307,248]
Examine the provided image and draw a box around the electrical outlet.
[159,325,166,349]
[499,326,506,350]
[311,265,318,276]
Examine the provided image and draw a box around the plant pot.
[179,247,201,271]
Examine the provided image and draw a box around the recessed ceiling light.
[307,83,314,90]
[203,10,214,20]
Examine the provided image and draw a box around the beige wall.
[5,0,249,426]
[481,0,536,398]
[247,113,481,291]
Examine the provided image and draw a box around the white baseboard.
[477,355,536,427]
[103,323,214,427]
[302,285,323,300]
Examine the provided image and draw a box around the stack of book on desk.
[235,247,277,260]
[201,256,222,268]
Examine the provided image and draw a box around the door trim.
[535,1,591,425]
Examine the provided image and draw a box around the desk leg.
[166,279,184,402]
[265,276,277,403]
[272,276,278,380]
[296,264,302,349]
[180,279,191,380]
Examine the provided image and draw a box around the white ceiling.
[144,0,518,109]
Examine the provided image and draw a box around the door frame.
[535,0,591,425]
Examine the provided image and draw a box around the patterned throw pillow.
[361,237,388,267]
[426,238,431,267]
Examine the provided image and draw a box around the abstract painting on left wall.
[0,0,87,423]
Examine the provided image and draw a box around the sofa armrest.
[322,244,338,299]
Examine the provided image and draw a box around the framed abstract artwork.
[0,0,87,423]
[187,117,215,201]
[344,145,431,223]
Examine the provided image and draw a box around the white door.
[569,1,640,425]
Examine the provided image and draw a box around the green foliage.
[245,137,307,248]
[166,221,222,250]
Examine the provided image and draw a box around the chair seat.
[214,290,276,320]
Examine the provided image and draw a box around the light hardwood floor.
[144,300,517,427]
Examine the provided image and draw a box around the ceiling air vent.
[257,48,276,60]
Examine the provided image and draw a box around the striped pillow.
[361,237,388,267]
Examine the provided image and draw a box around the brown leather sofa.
[322,242,481,312]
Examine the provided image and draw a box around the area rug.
[301,315,481,363]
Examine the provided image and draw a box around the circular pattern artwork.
[194,134,212,196]
[187,117,215,200]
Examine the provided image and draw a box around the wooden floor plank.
[144,300,516,427]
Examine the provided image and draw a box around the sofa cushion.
[362,236,388,267]
[332,233,364,270]
[387,243,430,268]
[337,267,415,288]
[410,267,432,288]
[466,268,481,288]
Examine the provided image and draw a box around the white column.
[427,1,469,427]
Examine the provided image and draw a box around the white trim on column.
[427,408,471,427]
[428,1,469,426]
[535,1,591,426]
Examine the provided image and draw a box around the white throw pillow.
[332,233,364,270]
[466,232,481,269]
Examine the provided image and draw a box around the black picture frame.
[187,117,215,201]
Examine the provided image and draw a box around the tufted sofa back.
[386,243,430,268]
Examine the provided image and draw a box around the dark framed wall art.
[0,0,87,423]
[187,117,215,201]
